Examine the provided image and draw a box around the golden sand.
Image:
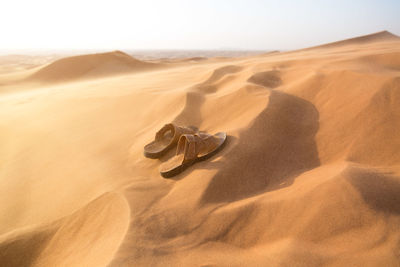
[0,31,400,266]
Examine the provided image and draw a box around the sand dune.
[27,50,162,83]
[307,30,400,49]
[0,31,400,266]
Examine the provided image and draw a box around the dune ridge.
[0,31,400,266]
[27,50,162,83]
[306,30,400,50]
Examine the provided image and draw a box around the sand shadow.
[0,228,55,267]
[346,168,400,214]
[247,70,282,88]
[200,90,320,204]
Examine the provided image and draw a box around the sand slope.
[27,50,161,83]
[0,31,400,266]
[309,30,399,49]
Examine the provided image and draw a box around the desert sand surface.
[0,31,400,266]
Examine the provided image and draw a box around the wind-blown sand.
[0,31,400,266]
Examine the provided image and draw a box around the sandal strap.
[174,125,196,140]
[155,123,175,141]
[155,124,196,142]
[194,132,216,147]
[177,134,204,163]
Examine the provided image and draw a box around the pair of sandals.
[144,123,227,178]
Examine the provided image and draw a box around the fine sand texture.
[0,31,400,266]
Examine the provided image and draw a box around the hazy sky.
[1,0,399,51]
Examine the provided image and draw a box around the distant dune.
[307,30,400,49]
[27,50,161,83]
[0,31,400,266]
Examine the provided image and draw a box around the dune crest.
[27,50,162,83]
[308,30,400,50]
[0,192,129,267]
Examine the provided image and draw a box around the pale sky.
[1,0,399,51]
